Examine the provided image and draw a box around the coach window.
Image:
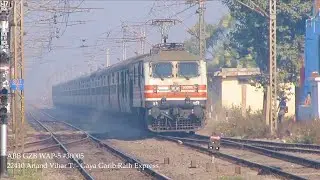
[103,83,107,94]
[98,86,101,95]
[133,66,136,84]
[124,70,127,98]
[96,85,99,95]
[141,63,144,77]
[121,71,124,98]
[117,72,120,85]
[138,63,141,87]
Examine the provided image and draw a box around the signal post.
[0,0,25,177]
[0,0,12,177]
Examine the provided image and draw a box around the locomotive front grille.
[149,117,203,132]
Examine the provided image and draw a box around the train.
[52,43,208,133]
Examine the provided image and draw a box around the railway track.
[31,106,320,179]
[175,135,320,168]
[220,136,320,150]
[27,111,171,180]
[158,135,320,180]
[191,134,320,154]
[34,107,281,180]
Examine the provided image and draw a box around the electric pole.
[197,0,206,61]
[11,0,25,170]
[119,22,147,58]
[106,48,110,67]
[224,0,278,134]
[140,27,146,54]
[269,0,277,135]
[192,0,277,134]
[121,23,127,61]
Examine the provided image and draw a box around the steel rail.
[170,136,320,169]
[8,135,53,149]
[221,137,320,150]
[156,135,307,180]
[253,145,320,154]
[24,137,90,154]
[29,112,95,180]
[171,136,320,154]
[36,109,172,180]
[221,139,320,169]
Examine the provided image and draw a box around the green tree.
[222,0,312,115]
[222,0,312,88]
[184,14,257,72]
[184,22,216,55]
[208,14,257,72]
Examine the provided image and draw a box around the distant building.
[207,68,295,117]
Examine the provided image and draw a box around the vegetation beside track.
[284,121,320,144]
[203,106,269,138]
[202,106,320,144]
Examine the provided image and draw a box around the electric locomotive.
[52,43,208,133]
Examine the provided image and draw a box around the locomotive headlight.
[185,97,191,104]
[161,97,166,104]
[150,107,160,119]
[193,106,203,118]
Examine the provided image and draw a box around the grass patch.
[8,158,44,180]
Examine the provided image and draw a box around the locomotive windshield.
[178,62,199,79]
[152,62,173,79]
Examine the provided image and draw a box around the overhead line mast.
[192,0,277,134]
[0,0,25,177]
[10,0,25,177]
[198,0,206,61]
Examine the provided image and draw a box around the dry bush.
[207,105,270,138]
[283,120,320,144]
[204,103,320,144]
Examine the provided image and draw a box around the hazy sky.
[24,1,228,101]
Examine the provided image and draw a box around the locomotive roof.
[54,50,199,87]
